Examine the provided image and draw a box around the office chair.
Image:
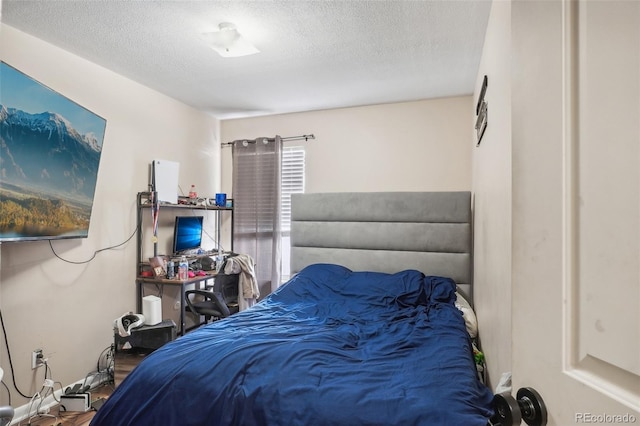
[0,368,14,426]
[185,289,230,324]
[211,272,240,315]
[185,271,240,325]
[0,406,12,426]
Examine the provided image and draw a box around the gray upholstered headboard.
[290,191,473,301]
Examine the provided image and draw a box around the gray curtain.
[231,136,282,297]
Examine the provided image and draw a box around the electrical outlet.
[32,348,44,369]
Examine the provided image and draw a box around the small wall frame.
[475,75,488,146]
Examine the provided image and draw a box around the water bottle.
[216,249,224,273]
[166,260,175,279]
[178,256,189,280]
[188,184,197,200]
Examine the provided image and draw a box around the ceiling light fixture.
[201,22,259,58]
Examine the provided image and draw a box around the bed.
[91,191,494,426]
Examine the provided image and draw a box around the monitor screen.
[172,216,203,254]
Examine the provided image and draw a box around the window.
[280,146,305,281]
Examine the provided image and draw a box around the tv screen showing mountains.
[0,62,107,241]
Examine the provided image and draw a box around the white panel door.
[511,0,639,424]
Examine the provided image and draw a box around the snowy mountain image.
[0,104,106,240]
[0,66,110,242]
[0,62,107,240]
[0,104,102,196]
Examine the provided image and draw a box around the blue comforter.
[91,264,493,425]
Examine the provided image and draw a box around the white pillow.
[455,292,478,338]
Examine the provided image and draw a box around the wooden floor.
[22,384,113,426]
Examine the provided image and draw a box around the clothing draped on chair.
[224,253,259,310]
[231,136,282,297]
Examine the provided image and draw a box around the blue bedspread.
[91,264,493,425]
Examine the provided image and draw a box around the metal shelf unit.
[134,191,234,335]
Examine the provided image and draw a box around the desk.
[136,273,217,335]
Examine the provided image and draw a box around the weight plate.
[491,392,522,426]
[517,387,548,426]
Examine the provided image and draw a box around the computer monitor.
[172,216,204,255]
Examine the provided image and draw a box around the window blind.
[281,146,305,233]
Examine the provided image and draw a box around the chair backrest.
[214,273,239,302]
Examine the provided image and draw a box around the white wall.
[0,24,220,404]
[221,97,473,195]
[471,0,512,390]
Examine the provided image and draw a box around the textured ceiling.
[1,0,492,119]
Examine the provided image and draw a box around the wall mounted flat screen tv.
[173,216,204,255]
[0,62,107,242]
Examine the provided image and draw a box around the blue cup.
[215,193,227,207]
